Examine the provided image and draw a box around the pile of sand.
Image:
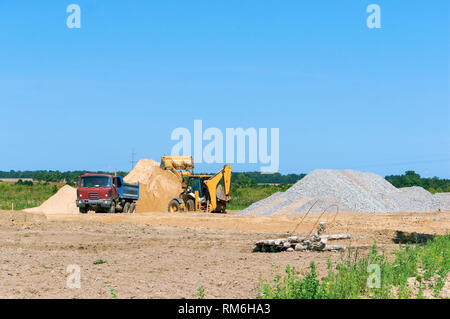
[124,159,181,212]
[24,185,78,215]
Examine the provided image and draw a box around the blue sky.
[0,1,449,177]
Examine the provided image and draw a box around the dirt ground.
[0,209,448,299]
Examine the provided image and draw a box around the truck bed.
[120,182,139,200]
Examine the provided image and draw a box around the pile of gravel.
[237,169,450,215]
[433,193,450,211]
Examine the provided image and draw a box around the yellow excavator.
[160,156,232,213]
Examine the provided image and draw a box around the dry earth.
[0,209,448,299]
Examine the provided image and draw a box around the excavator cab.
[191,177,203,197]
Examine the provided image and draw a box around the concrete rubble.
[253,222,350,252]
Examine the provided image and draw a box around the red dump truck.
[76,174,139,214]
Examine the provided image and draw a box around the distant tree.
[385,171,450,193]
[231,171,305,185]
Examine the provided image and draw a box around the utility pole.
[131,149,136,170]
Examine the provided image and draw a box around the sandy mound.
[24,185,78,215]
[124,159,160,184]
[124,159,181,212]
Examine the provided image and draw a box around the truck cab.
[76,174,139,214]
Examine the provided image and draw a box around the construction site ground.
[0,209,448,298]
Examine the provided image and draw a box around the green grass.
[0,182,60,210]
[0,181,288,212]
[195,285,205,299]
[108,288,118,299]
[257,235,449,299]
[93,259,107,265]
[228,185,291,210]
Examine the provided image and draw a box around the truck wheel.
[129,202,136,213]
[108,203,116,214]
[186,199,195,211]
[123,202,130,214]
[168,199,181,212]
[79,207,87,214]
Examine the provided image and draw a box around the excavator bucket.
[160,156,194,171]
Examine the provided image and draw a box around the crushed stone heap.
[237,169,450,215]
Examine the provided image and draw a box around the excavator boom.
[204,164,232,212]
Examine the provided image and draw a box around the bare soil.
[0,209,448,299]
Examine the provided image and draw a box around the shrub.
[257,235,449,299]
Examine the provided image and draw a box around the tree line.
[231,172,306,187]
[385,170,450,193]
[233,170,450,193]
[1,169,449,193]
[0,170,306,186]
[0,170,127,185]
